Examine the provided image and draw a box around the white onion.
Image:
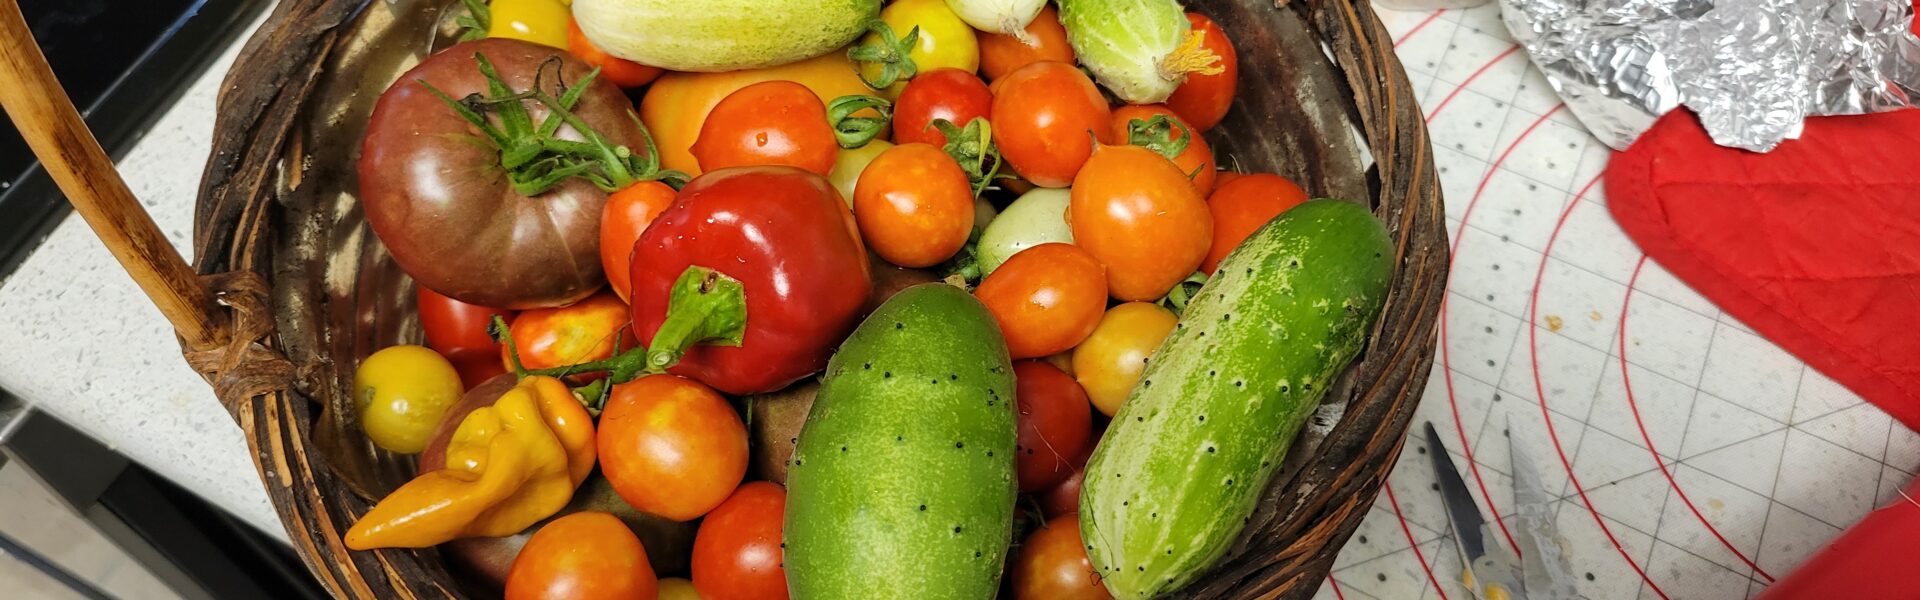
[943,0,1046,43]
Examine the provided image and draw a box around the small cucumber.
[784,284,1017,600]
[1080,199,1392,599]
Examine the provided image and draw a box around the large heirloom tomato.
[359,38,648,309]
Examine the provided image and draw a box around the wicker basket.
[43,0,1447,597]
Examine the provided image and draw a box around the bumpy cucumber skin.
[784,284,1018,600]
[1055,0,1190,103]
[573,0,880,72]
[1080,200,1392,599]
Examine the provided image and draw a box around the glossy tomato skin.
[1012,515,1110,600]
[630,167,873,395]
[566,19,662,88]
[355,345,464,454]
[417,286,514,389]
[992,61,1113,188]
[691,482,790,600]
[1166,13,1239,132]
[1072,302,1178,416]
[599,374,750,521]
[853,143,975,268]
[1110,104,1217,196]
[978,5,1075,81]
[361,39,643,309]
[1012,361,1093,492]
[488,0,570,49]
[506,511,658,600]
[893,69,992,147]
[600,181,677,302]
[1203,173,1309,274]
[1069,145,1213,301]
[862,0,980,96]
[505,291,631,380]
[692,81,838,176]
[642,53,873,177]
[975,243,1107,359]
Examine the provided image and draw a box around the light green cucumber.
[572,0,880,72]
[1080,199,1392,599]
[1056,0,1202,103]
[784,284,1017,600]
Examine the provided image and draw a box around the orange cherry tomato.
[853,143,975,268]
[1165,13,1238,132]
[599,374,749,521]
[506,511,658,600]
[691,482,790,600]
[978,5,1075,81]
[1011,515,1110,600]
[1069,144,1213,301]
[1012,361,1092,492]
[1212,169,1245,189]
[1072,302,1178,416]
[566,20,662,88]
[600,181,677,302]
[642,53,873,176]
[504,291,631,378]
[1109,104,1217,196]
[692,81,838,176]
[1203,173,1308,273]
[417,286,513,389]
[974,243,1107,359]
[893,69,993,147]
[991,61,1113,188]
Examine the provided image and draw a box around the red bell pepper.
[626,166,873,395]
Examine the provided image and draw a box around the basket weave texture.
[188,0,1448,597]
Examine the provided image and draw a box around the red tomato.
[692,81,838,175]
[1203,174,1308,273]
[1069,145,1213,301]
[853,143,975,267]
[504,291,630,378]
[417,286,514,388]
[691,482,790,600]
[1109,104,1217,196]
[599,181,676,302]
[599,374,749,521]
[1165,13,1238,132]
[893,69,993,147]
[566,20,662,88]
[1037,440,1094,519]
[1212,169,1245,189]
[978,5,1075,81]
[991,62,1113,188]
[1011,515,1110,600]
[1012,361,1092,492]
[506,511,658,600]
[974,243,1107,359]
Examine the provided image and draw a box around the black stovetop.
[0,0,268,281]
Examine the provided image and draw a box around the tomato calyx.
[1156,271,1210,316]
[827,94,894,149]
[849,20,921,89]
[1123,114,1194,163]
[454,0,489,42]
[419,53,687,197]
[931,117,1004,198]
[496,266,748,410]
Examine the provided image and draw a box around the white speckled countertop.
[0,16,283,539]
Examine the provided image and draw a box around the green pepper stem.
[644,266,749,373]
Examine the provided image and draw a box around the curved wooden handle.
[0,0,226,351]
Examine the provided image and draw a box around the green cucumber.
[1080,199,1392,599]
[784,284,1017,600]
[1056,0,1210,104]
[572,0,880,72]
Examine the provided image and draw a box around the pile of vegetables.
[345,1,1392,599]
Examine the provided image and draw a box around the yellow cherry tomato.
[659,577,703,600]
[487,0,570,49]
[1072,302,1178,416]
[354,345,465,453]
[860,0,980,97]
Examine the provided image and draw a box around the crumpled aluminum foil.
[1498,0,1920,151]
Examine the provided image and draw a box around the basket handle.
[0,0,227,352]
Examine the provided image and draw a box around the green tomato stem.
[644,266,750,373]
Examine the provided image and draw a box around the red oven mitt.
[1605,109,1920,431]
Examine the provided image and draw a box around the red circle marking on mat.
[1526,176,1670,599]
[1618,255,1776,582]
[1385,484,1451,600]
[1425,45,1521,123]
[1394,10,1448,49]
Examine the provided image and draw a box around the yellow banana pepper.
[345,376,595,549]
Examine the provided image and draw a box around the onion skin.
[944,0,1046,42]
